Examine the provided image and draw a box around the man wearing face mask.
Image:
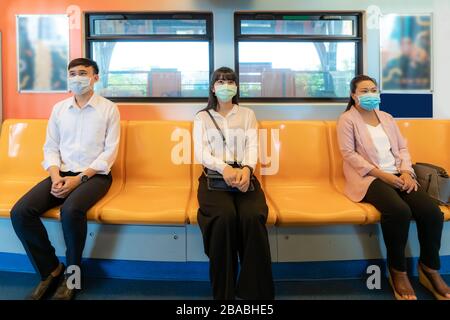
[10,58,120,300]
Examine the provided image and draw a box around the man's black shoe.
[51,274,77,300]
[26,264,65,300]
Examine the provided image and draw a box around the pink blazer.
[336,106,415,202]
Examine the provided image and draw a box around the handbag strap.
[205,110,227,147]
[204,110,236,161]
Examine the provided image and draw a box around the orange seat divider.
[260,121,367,226]
[99,121,192,225]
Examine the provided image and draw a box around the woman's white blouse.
[193,105,258,174]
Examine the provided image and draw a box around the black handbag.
[203,110,255,192]
[412,162,450,205]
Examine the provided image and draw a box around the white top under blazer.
[366,123,399,174]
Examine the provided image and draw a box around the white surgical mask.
[68,76,92,95]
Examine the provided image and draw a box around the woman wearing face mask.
[337,75,449,300]
[193,67,274,300]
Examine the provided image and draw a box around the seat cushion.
[99,185,190,225]
[265,184,367,225]
[0,178,100,221]
[357,202,380,224]
[0,179,42,217]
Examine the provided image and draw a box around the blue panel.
[1,252,449,281]
[380,93,433,118]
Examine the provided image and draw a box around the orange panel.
[1,0,197,121]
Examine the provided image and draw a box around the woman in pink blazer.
[337,75,449,300]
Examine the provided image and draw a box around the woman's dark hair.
[200,67,239,112]
[345,75,378,111]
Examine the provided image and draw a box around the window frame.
[234,11,363,103]
[85,12,214,103]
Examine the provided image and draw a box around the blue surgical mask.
[68,75,92,95]
[215,84,237,102]
[357,93,381,111]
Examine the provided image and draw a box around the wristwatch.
[80,174,89,183]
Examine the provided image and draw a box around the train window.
[235,12,363,102]
[86,12,213,102]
